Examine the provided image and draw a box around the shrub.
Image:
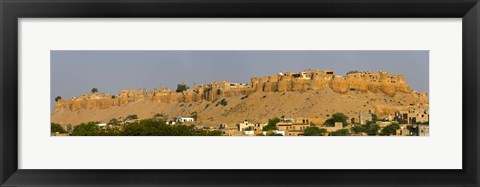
[304,127,327,136]
[381,123,401,136]
[217,99,227,106]
[331,129,350,136]
[70,118,223,136]
[71,122,101,136]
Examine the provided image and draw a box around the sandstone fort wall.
[54,70,423,112]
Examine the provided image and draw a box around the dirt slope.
[51,87,428,126]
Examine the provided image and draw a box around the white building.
[237,120,254,131]
[176,117,194,123]
[97,123,107,127]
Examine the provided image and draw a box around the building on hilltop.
[53,69,422,114]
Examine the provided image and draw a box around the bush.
[351,125,364,134]
[381,123,401,136]
[331,129,350,136]
[70,118,223,136]
[71,122,101,136]
[351,122,380,135]
[217,99,228,106]
[304,127,327,136]
[371,114,378,123]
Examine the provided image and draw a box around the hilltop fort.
[52,70,429,126]
[54,70,426,112]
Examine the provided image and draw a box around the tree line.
[51,119,223,136]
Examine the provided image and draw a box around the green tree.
[366,123,380,135]
[71,122,101,136]
[51,123,67,133]
[176,83,189,92]
[91,88,98,93]
[371,114,378,123]
[54,96,62,102]
[304,127,327,136]
[325,113,349,127]
[351,125,365,134]
[263,117,281,131]
[331,129,350,136]
[381,123,401,136]
[69,118,225,136]
[122,119,223,136]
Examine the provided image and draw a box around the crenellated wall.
[54,70,420,112]
[251,70,410,97]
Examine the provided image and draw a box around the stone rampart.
[54,70,419,112]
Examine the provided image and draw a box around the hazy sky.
[51,50,429,110]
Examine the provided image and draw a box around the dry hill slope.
[51,87,428,126]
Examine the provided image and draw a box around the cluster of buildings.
[52,106,430,136]
[169,108,429,136]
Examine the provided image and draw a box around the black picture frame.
[1,0,479,186]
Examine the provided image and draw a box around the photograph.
[3,0,477,186]
[50,50,429,136]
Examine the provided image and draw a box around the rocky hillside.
[52,86,428,126]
